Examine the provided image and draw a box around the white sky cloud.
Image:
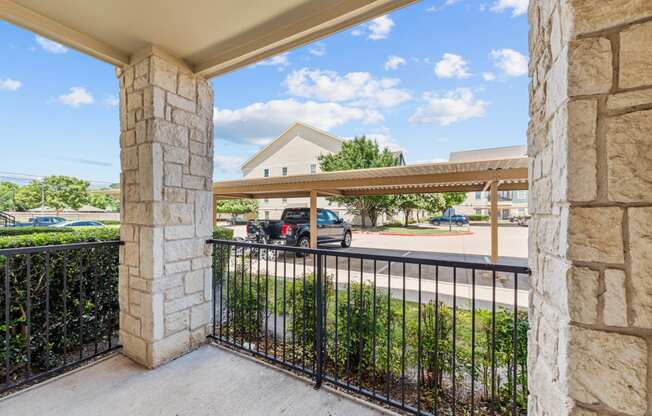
[57,87,94,107]
[351,15,394,40]
[35,35,68,54]
[409,88,488,126]
[385,55,406,70]
[490,49,528,76]
[490,0,528,16]
[366,132,403,151]
[214,154,246,173]
[251,52,290,69]
[103,94,119,107]
[427,0,463,12]
[285,68,411,108]
[483,72,496,81]
[309,43,326,56]
[213,99,383,145]
[434,53,472,79]
[0,78,21,91]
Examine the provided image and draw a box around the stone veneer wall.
[117,49,214,368]
[528,1,652,415]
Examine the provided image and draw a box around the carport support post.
[490,181,498,263]
[310,190,317,248]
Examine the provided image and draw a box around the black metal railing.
[0,240,122,394]
[208,239,530,415]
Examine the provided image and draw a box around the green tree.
[215,199,258,224]
[319,136,400,227]
[0,182,19,211]
[441,192,467,214]
[15,176,90,212]
[89,193,119,211]
[389,194,421,226]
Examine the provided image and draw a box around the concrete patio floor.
[0,345,388,416]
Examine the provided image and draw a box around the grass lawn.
[353,226,470,235]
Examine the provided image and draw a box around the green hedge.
[0,226,72,237]
[213,226,234,240]
[468,215,490,221]
[0,226,120,249]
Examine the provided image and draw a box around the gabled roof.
[239,121,344,171]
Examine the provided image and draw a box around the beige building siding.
[240,122,351,221]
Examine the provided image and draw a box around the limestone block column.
[117,47,214,368]
[528,1,652,415]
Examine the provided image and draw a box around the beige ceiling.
[1,0,416,77]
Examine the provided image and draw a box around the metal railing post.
[314,252,324,389]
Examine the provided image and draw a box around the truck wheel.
[296,235,310,256]
[341,231,352,248]
[455,220,464,226]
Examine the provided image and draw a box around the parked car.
[430,214,469,226]
[517,216,531,227]
[247,208,352,249]
[13,216,66,227]
[51,220,105,228]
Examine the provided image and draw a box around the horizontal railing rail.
[208,239,530,415]
[0,240,122,394]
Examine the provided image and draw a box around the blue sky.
[0,0,529,184]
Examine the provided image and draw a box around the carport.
[212,156,528,263]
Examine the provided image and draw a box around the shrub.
[0,226,120,250]
[213,226,234,240]
[331,283,403,381]
[221,269,267,342]
[0,226,71,237]
[0,228,120,388]
[468,215,489,221]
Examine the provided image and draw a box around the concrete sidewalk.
[0,346,387,416]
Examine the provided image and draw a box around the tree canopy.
[319,136,401,227]
[0,182,19,211]
[15,176,90,211]
[215,199,259,224]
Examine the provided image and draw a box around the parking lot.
[227,224,529,308]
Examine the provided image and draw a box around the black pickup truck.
[247,208,352,248]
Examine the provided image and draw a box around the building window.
[264,198,269,203]
[282,198,287,203]
[263,168,269,177]
[264,211,269,220]
[310,164,317,174]
[282,167,288,176]
[475,208,483,215]
[475,192,482,200]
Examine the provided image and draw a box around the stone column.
[117,47,214,368]
[528,1,652,415]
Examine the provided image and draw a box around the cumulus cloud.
[214,154,246,173]
[384,55,406,70]
[351,15,394,40]
[251,52,290,69]
[482,72,496,81]
[213,99,383,145]
[35,36,68,54]
[490,49,528,76]
[103,94,119,107]
[426,0,463,12]
[490,0,528,16]
[309,43,326,56]
[285,68,411,108]
[0,78,21,91]
[434,53,472,79]
[409,88,488,126]
[367,132,403,151]
[57,87,94,107]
